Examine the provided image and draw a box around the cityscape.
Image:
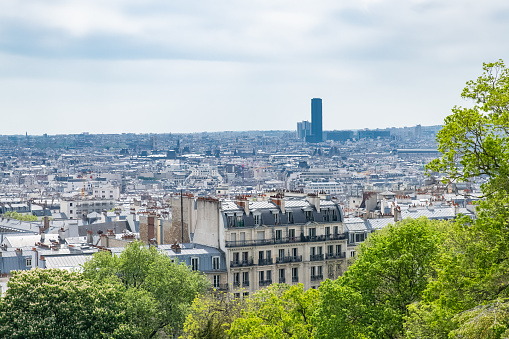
[1,0,508,337]
[0,98,473,294]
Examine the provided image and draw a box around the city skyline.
[0,1,508,135]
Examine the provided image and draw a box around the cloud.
[0,0,508,134]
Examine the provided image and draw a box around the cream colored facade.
[224,223,348,295]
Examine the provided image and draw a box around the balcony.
[276,255,303,264]
[292,276,299,283]
[258,258,274,266]
[310,254,324,261]
[311,274,323,281]
[225,233,347,248]
[259,279,273,287]
[279,277,286,283]
[233,281,241,287]
[325,252,346,260]
[230,259,254,267]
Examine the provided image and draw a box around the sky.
[0,0,508,135]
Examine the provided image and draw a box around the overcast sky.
[0,0,508,135]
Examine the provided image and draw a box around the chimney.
[306,194,320,211]
[40,216,50,234]
[394,206,402,222]
[86,230,93,244]
[270,194,285,214]
[58,227,66,242]
[454,203,460,216]
[236,197,250,215]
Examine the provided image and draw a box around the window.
[317,266,323,276]
[288,228,295,240]
[275,229,282,240]
[227,215,235,227]
[355,233,365,242]
[336,244,342,255]
[327,245,334,255]
[266,250,272,260]
[70,210,73,214]
[191,257,199,271]
[309,228,316,238]
[332,209,338,221]
[69,203,73,207]
[240,232,246,243]
[254,214,260,225]
[273,212,280,224]
[325,226,330,236]
[287,211,294,224]
[234,293,240,298]
[305,210,313,222]
[259,271,265,282]
[234,272,240,286]
[291,248,298,257]
[311,266,316,276]
[233,252,239,263]
[278,249,285,259]
[258,251,264,262]
[231,233,237,242]
[292,267,298,282]
[26,258,32,267]
[243,272,249,285]
[311,247,316,256]
[266,270,272,282]
[351,251,356,258]
[242,251,249,262]
[279,269,285,283]
[212,256,220,270]
[317,246,323,255]
[257,231,265,240]
[213,275,220,288]
[333,226,339,235]
[243,292,249,297]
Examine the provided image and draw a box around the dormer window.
[332,209,338,221]
[273,212,280,224]
[287,211,294,224]
[305,210,313,222]
[254,214,261,225]
[227,215,235,227]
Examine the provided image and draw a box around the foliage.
[182,291,247,339]
[3,211,38,221]
[227,284,318,339]
[427,60,509,196]
[0,269,126,339]
[405,60,509,338]
[82,241,210,337]
[314,217,445,338]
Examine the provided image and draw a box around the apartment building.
[149,194,348,295]
[222,194,347,295]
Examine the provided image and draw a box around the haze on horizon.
[0,0,508,135]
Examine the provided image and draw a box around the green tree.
[313,217,445,338]
[182,291,247,339]
[406,60,509,338]
[82,241,210,337]
[0,269,127,339]
[427,60,509,197]
[226,284,318,339]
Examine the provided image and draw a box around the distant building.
[308,98,323,143]
[297,121,312,140]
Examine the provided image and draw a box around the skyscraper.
[310,98,323,143]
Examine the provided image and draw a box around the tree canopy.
[82,240,210,337]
